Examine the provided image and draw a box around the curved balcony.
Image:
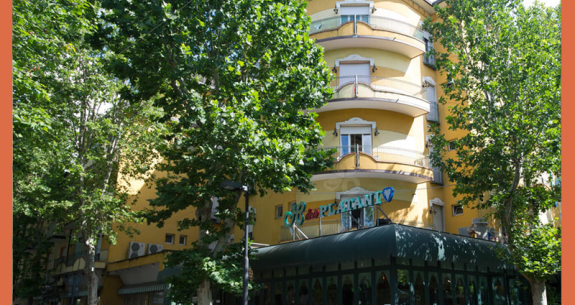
[310,16,425,58]
[318,75,430,117]
[311,145,433,184]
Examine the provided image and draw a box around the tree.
[98,0,333,303]
[13,1,165,304]
[424,1,561,304]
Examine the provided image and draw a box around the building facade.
[22,1,560,305]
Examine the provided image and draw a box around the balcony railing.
[52,249,109,271]
[310,15,424,40]
[332,75,426,100]
[321,145,430,168]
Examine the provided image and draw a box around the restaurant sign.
[284,187,395,227]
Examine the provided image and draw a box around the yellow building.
[29,1,559,305]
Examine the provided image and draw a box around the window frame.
[275,205,284,219]
[179,235,187,245]
[452,204,464,216]
[165,233,175,244]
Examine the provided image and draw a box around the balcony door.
[339,63,371,87]
[340,195,375,231]
[340,126,372,156]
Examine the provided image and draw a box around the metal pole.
[243,190,249,305]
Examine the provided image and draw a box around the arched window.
[443,275,453,305]
[286,281,295,305]
[312,279,323,305]
[414,272,425,305]
[429,274,440,305]
[327,276,338,305]
[376,271,391,305]
[342,275,354,304]
[455,277,465,305]
[299,281,309,305]
[359,272,372,305]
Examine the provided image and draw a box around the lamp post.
[220,180,250,305]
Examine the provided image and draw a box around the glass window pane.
[359,272,372,305]
[342,274,354,305]
[286,281,295,305]
[341,135,350,155]
[492,278,506,305]
[312,278,323,305]
[429,273,440,305]
[299,280,310,305]
[414,272,425,305]
[376,271,391,305]
[274,282,282,305]
[468,276,478,305]
[443,274,453,305]
[455,276,465,305]
[397,269,410,305]
[478,277,488,305]
[327,276,338,305]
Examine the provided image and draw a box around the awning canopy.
[253,224,510,271]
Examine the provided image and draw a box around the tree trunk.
[528,277,547,305]
[198,279,213,305]
[84,236,99,305]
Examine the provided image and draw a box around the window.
[340,5,370,24]
[424,36,436,67]
[165,234,174,244]
[338,63,371,86]
[275,205,283,219]
[340,126,372,156]
[452,204,464,216]
[179,235,187,245]
[448,140,456,151]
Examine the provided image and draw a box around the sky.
[523,0,561,6]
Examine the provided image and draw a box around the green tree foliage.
[99,0,333,303]
[13,1,165,304]
[424,1,560,304]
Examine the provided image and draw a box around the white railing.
[321,145,430,168]
[332,75,426,100]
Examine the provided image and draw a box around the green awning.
[117,283,167,295]
[253,224,509,270]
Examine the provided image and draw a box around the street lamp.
[220,180,250,305]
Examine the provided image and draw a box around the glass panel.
[412,259,425,267]
[478,277,488,305]
[374,257,390,266]
[364,206,375,227]
[286,281,295,305]
[274,282,283,305]
[299,280,310,305]
[362,134,372,155]
[312,265,323,273]
[414,272,425,305]
[441,261,452,269]
[397,258,410,266]
[443,274,453,305]
[427,260,438,267]
[469,276,478,305]
[341,262,355,270]
[286,268,296,277]
[508,279,522,305]
[454,262,465,271]
[359,272,372,305]
[254,290,261,305]
[264,283,271,305]
[429,273,440,305]
[376,271,391,305]
[299,266,309,276]
[455,276,465,305]
[150,291,165,305]
[492,278,506,305]
[341,211,351,231]
[397,269,410,305]
[327,276,338,305]
[274,269,284,278]
[326,263,338,272]
[358,258,372,268]
[341,135,350,156]
[312,278,323,305]
[342,274,354,305]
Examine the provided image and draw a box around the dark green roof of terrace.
[253,224,510,271]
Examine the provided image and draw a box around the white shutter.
[340,6,370,15]
[426,85,437,103]
[362,134,372,154]
[340,126,372,134]
[339,63,370,77]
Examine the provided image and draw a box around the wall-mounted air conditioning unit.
[148,243,163,254]
[128,242,146,259]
